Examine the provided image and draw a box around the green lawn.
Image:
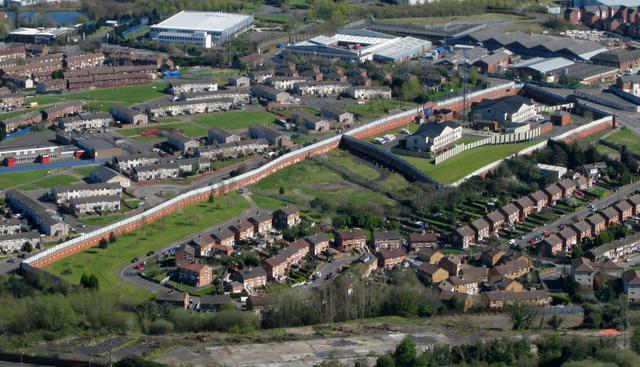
[72,165,99,178]
[253,159,396,208]
[327,150,381,180]
[405,141,541,184]
[0,169,81,189]
[25,81,169,107]
[604,127,640,154]
[46,193,250,301]
[345,100,414,120]
[192,111,278,131]
[32,174,78,189]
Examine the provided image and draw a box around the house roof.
[515,196,535,209]
[448,274,478,286]
[542,233,563,246]
[470,217,490,230]
[494,258,529,276]
[529,190,548,202]
[614,200,633,213]
[337,228,366,240]
[558,227,578,240]
[485,290,549,302]
[305,233,329,245]
[544,184,563,196]
[587,213,607,225]
[238,266,267,280]
[411,121,461,138]
[601,206,619,220]
[199,294,232,306]
[475,95,533,114]
[377,248,407,260]
[572,257,594,273]
[485,210,505,223]
[592,49,640,64]
[624,269,640,285]
[408,232,438,243]
[373,230,402,242]
[455,225,475,237]
[499,203,520,216]
[417,262,445,276]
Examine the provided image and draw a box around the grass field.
[327,150,381,180]
[604,127,640,154]
[345,100,414,120]
[46,193,250,300]
[24,81,169,109]
[116,111,280,139]
[0,168,81,189]
[72,165,99,178]
[405,141,540,184]
[253,158,396,209]
[380,13,529,25]
[193,111,278,131]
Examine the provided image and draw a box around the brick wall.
[25,83,520,269]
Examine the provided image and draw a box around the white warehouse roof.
[151,10,252,33]
[513,57,574,74]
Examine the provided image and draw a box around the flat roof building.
[150,11,254,48]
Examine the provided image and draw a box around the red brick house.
[376,248,407,269]
[335,228,367,252]
[514,196,535,221]
[498,203,520,225]
[230,220,255,242]
[407,232,438,251]
[177,262,213,287]
[586,213,607,235]
[528,191,548,212]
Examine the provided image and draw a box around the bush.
[147,319,174,335]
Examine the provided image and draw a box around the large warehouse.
[284,29,431,64]
[150,11,254,48]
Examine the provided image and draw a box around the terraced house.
[51,182,122,205]
[58,112,113,132]
[70,195,121,215]
[143,97,235,118]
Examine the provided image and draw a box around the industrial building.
[285,29,431,64]
[150,11,254,48]
[456,30,607,60]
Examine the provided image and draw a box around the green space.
[79,212,127,226]
[458,136,483,144]
[32,174,78,189]
[24,81,169,109]
[380,12,529,25]
[344,100,414,120]
[252,158,397,209]
[211,157,247,170]
[326,150,381,180]
[124,25,149,40]
[72,165,99,178]
[0,168,82,189]
[116,111,281,139]
[405,140,541,184]
[193,111,278,131]
[46,193,250,300]
[181,67,237,86]
[604,127,640,154]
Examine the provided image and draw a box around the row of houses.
[0,100,85,135]
[540,193,640,257]
[169,206,302,289]
[452,175,590,248]
[5,190,70,237]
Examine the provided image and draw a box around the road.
[117,203,260,293]
[515,180,640,249]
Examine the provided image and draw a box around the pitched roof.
[485,290,549,302]
[408,232,438,243]
[572,257,594,273]
[411,121,461,138]
[623,269,640,285]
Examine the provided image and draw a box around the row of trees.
[261,271,443,328]
[369,334,640,367]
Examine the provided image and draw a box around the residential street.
[515,180,640,249]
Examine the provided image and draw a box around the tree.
[354,358,370,367]
[79,274,99,290]
[99,238,109,249]
[279,186,286,195]
[393,338,417,367]
[376,354,396,367]
[208,194,215,203]
[506,302,538,330]
[109,232,117,243]
[21,242,33,253]
[548,315,563,331]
